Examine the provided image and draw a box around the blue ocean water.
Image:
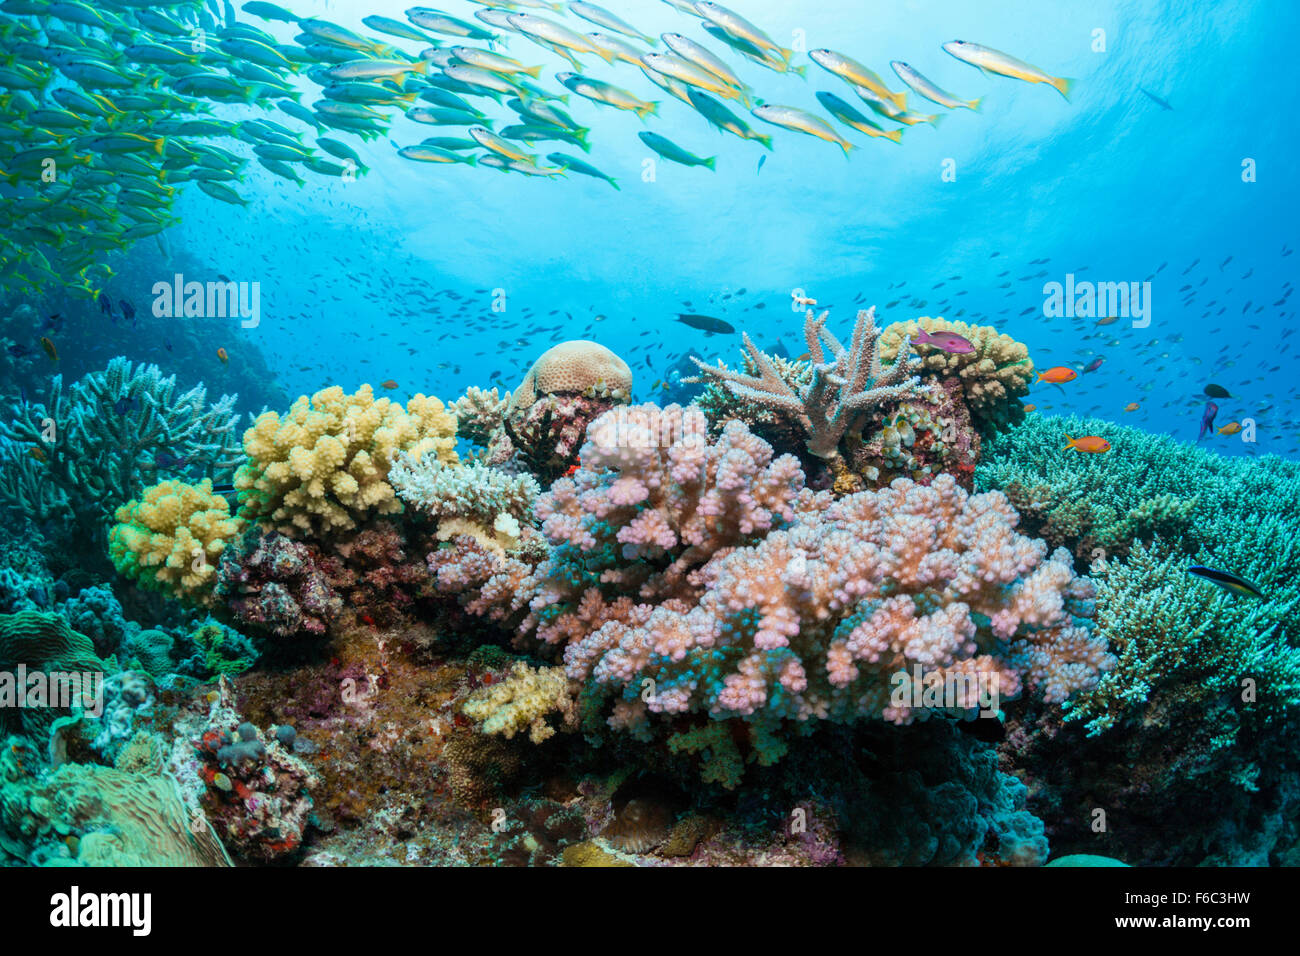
[82,0,1297,454]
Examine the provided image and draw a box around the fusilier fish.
[815,92,902,143]
[890,61,980,111]
[942,40,1075,100]
[469,125,536,162]
[556,72,658,119]
[686,89,772,147]
[810,48,906,111]
[694,2,793,63]
[752,104,855,156]
[567,2,655,46]
[639,131,716,170]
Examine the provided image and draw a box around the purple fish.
[1083,357,1104,373]
[1198,400,1218,441]
[911,327,974,354]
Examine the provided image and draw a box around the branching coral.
[0,357,242,537]
[429,405,1110,785]
[462,662,576,744]
[879,317,1034,433]
[452,386,509,446]
[108,479,246,607]
[691,306,934,461]
[390,453,540,556]
[234,384,458,539]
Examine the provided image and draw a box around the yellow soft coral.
[879,317,1034,431]
[234,384,458,538]
[108,479,245,606]
[462,662,575,744]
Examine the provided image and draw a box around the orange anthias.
[1037,366,1077,384]
[1064,434,1111,453]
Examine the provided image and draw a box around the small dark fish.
[7,344,32,358]
[676,314,736,334]
[42,314,62,332]
[1204,383,1232,398]
[218,274,232,283]
[120,300,135,320]
[757,154,766,174]
[1139,87,1172,110]
[1198,400,1218,441]
[1082,357,1104,373]
[155,451,190,469]
[112,397,137,415]
[1188,566,1264,599]
[97,293,113,315]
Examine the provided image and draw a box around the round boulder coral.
[508,340,633,414]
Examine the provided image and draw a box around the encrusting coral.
[108,478,246,606]
[879,317,1034,434]
[234,384,458,539]
[691,306,935,462]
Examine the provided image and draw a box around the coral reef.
[234,384,458,538]
[175,620,259,680]
[0,357,242,536]
[430,404,1111,785]
[108,478,246,606]
[691,306,935,462]
[465,340,634,482]
[0,612,105,739]
[879,317,1034,433]
[215,532,344,643]
[390,453,540,556]
[185,687,318,862]
[317,521,441,627]
[0,739,230,866]
[462,662,577,744]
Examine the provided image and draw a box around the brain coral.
[508,340,633,414]
[879,318,1034,433]
[108,479,245,606]
[0,612,104,738]
[234,384,458,538]
[0,742,230,866]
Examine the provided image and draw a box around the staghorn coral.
[0,357,242,535]
[234,384,458,539]
[879,317,1034,434]
[690,306,935,462]
[108,478,246,606]
[390,453,539,556]
[214,531,343,642]
[462,662,577,744]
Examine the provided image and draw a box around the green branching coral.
[978,414,1215,563]
[1067,540,1300,736]
[0,357,243,538]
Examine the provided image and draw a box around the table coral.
[108,478,246,606]
[878,317,1034,434]
[234,384,458,539]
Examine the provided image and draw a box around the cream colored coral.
[234,384,458,538]
[508,340,633,414]
[879,317,1034,427]
[109,479,245,606]
[462,662,575,744]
